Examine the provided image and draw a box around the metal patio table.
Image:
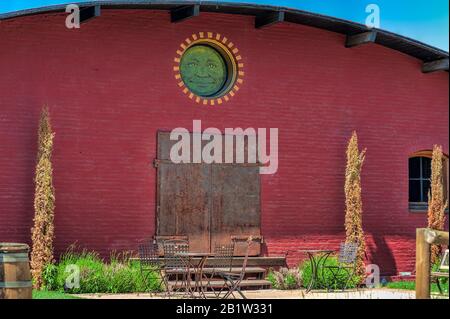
[175,252,211,299]
[297,249,334,293]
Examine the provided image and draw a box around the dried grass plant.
[427,145,448,264]
[344,131,367,277]
[30,107,56,289]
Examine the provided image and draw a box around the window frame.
[408,150,449,213]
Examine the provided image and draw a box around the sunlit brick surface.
[0,10,448,275]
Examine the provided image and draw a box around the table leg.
[192,261,201,299]
[183,256,208,299]
[197,256,208,299]
[306,252,317,293]
[306,252,332,293]
[317,252,332,291]
[182,256,196,299]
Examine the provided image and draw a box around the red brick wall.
[0,10,448,275]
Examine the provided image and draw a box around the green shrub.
[431,258,449,291]
[41,249,163,294]
[42,263,58,291]
[300,256,361,290]
[267,268,302,290]
[432,258,449,273]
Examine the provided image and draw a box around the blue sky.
[1,0,448,51]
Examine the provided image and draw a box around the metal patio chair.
[205,242,235,298]
[138,239,165,293]
[162,240,190,297]
[324,242,359,291]
[216,238,253,299]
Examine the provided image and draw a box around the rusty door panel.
[157,131,261,255]
[158,131,211,162]
[157,160,211,251]
[158,131,258,163]
[211,165,261,256]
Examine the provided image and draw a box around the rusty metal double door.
[156,132,261,255]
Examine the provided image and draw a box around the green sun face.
[180,45,228,97]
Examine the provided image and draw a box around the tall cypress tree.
[30,107,55,289]
[427,145,448,265]
[344,131,366,277]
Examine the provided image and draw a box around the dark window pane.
[409,157,421,178]
[423,179,431,202]
[409,180,421,202]
[422,157,432,179]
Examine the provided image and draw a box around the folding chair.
[324,242,358,291]
[206,242,235,298]
[138,239,165,293]
[162,240,190,297]
[217,238,253,299]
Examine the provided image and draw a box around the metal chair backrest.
[338,242,358,264]
[214,243,235,272]
[160,239,189,249]
[163,240,189,270]
[237,238,254,280]
[440,249,449,271]
[138,240,160,268]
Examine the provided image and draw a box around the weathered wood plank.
[345,31,377,48]
[131,256,286,267]
[416,228,431,299]
[424,229,449,245]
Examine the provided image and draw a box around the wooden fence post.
[416,228,430,299]
[424,229,450,245]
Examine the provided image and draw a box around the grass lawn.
[386,281,449,294]
[33,290,81,299]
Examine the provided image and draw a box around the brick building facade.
[0,4,448,275]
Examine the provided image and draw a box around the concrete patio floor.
[75,288,417,299]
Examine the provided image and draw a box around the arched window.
[409,150,449,211]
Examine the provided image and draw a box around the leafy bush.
[42,249,162,294]
[42,263,58,291]
[300,256,361,290]
[431,258,449,292]
[432,258,449,273]
[267,267,302,290]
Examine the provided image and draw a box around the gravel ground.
[75,288,417,299]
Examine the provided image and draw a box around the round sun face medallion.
[180,45,227,97]
[174,32,244,105]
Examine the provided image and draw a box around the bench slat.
[431,272,449,278]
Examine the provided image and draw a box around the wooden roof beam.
[80,5,100,24]
[422,58,449,73]
[345,31,377,48]
[255,11,285,29]
[170,5,199,23]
